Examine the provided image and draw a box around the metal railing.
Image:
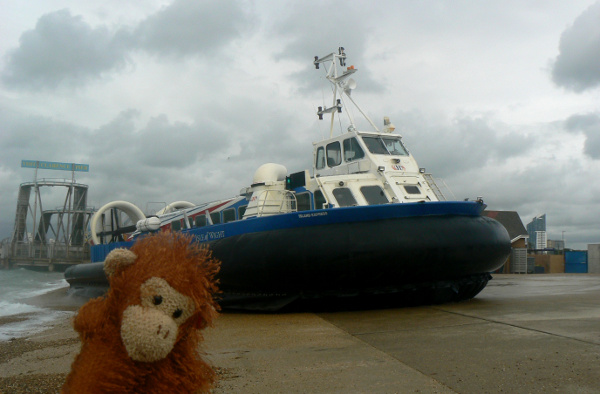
[254,190,298,217]
[422,173,447,201]
[9,242,90,261]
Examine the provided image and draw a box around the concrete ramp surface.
[205,274,600,393]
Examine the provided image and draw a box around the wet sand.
[0,288,82,393]
[0,316,78,393]
[1,274,600,393]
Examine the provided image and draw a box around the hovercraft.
[66,48,510,311]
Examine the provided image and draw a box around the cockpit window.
[343,137,365,162]
[326,142,342,167]
[362,136,408,156]
[315,147,326,169]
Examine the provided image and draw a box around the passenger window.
[361,186,389,205]
[296,192,311,211]
[210,212,221,224]
[343,138,365,162]
[223,208,236,223]
[326,142,342,167]
[314,190,326,210]
[171,219,181,231]
[238,205,247,218]
[195,215,207,228]
[315,147,326,170]
[332,188,358,207]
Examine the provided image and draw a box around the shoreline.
[20,287,88,312]
[0,287,86,342]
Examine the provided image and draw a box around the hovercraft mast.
[314,47,380,137]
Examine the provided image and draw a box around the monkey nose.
[157,325,171,340]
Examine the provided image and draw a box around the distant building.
[535,231,547,250]
[526,214,546,249]
[547,239,565,252]
[589,244,600,273]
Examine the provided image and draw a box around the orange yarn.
[63,232,220,393]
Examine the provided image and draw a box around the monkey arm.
[72,296,112,339]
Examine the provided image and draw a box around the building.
[526,214,546,250]
[547,239,565,252]
[589,244,600,274]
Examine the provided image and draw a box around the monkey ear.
[104,248,137,277]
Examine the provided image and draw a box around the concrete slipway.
[205,274,600,393]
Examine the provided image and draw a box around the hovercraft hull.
[67,201,510,310]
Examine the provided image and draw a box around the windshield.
[362,136,408,156]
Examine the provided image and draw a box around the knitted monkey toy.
[63,232,220,393]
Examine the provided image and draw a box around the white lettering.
[298,212,328,218]
[195,230,225,242]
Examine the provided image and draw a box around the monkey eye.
[153,295,163,305]
[173,309,183,319]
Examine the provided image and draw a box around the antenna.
[313,48,379,136]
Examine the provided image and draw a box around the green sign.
[21,160,89,172]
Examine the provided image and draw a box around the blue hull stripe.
[184,201,483,242]
[91,201,484,262]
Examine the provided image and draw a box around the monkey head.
[103,232,220,363]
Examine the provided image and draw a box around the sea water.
[0,268,71,341]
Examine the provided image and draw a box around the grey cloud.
[272,0,383,95]
[198,94,316,174]
[133,114,230,168]
[398,112,535,178]
[132,0,250,57]
[565,113,600,159]
[1,9,130,90]
[1,0,251,90]
[86,109,228,181]
[84,109,241,209]
[551,2,600,92]
[0,108,89,164]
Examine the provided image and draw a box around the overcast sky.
[1,0,599,250]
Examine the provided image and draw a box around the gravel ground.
[0,373,69,394]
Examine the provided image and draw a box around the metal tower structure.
[8,160,94,271]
